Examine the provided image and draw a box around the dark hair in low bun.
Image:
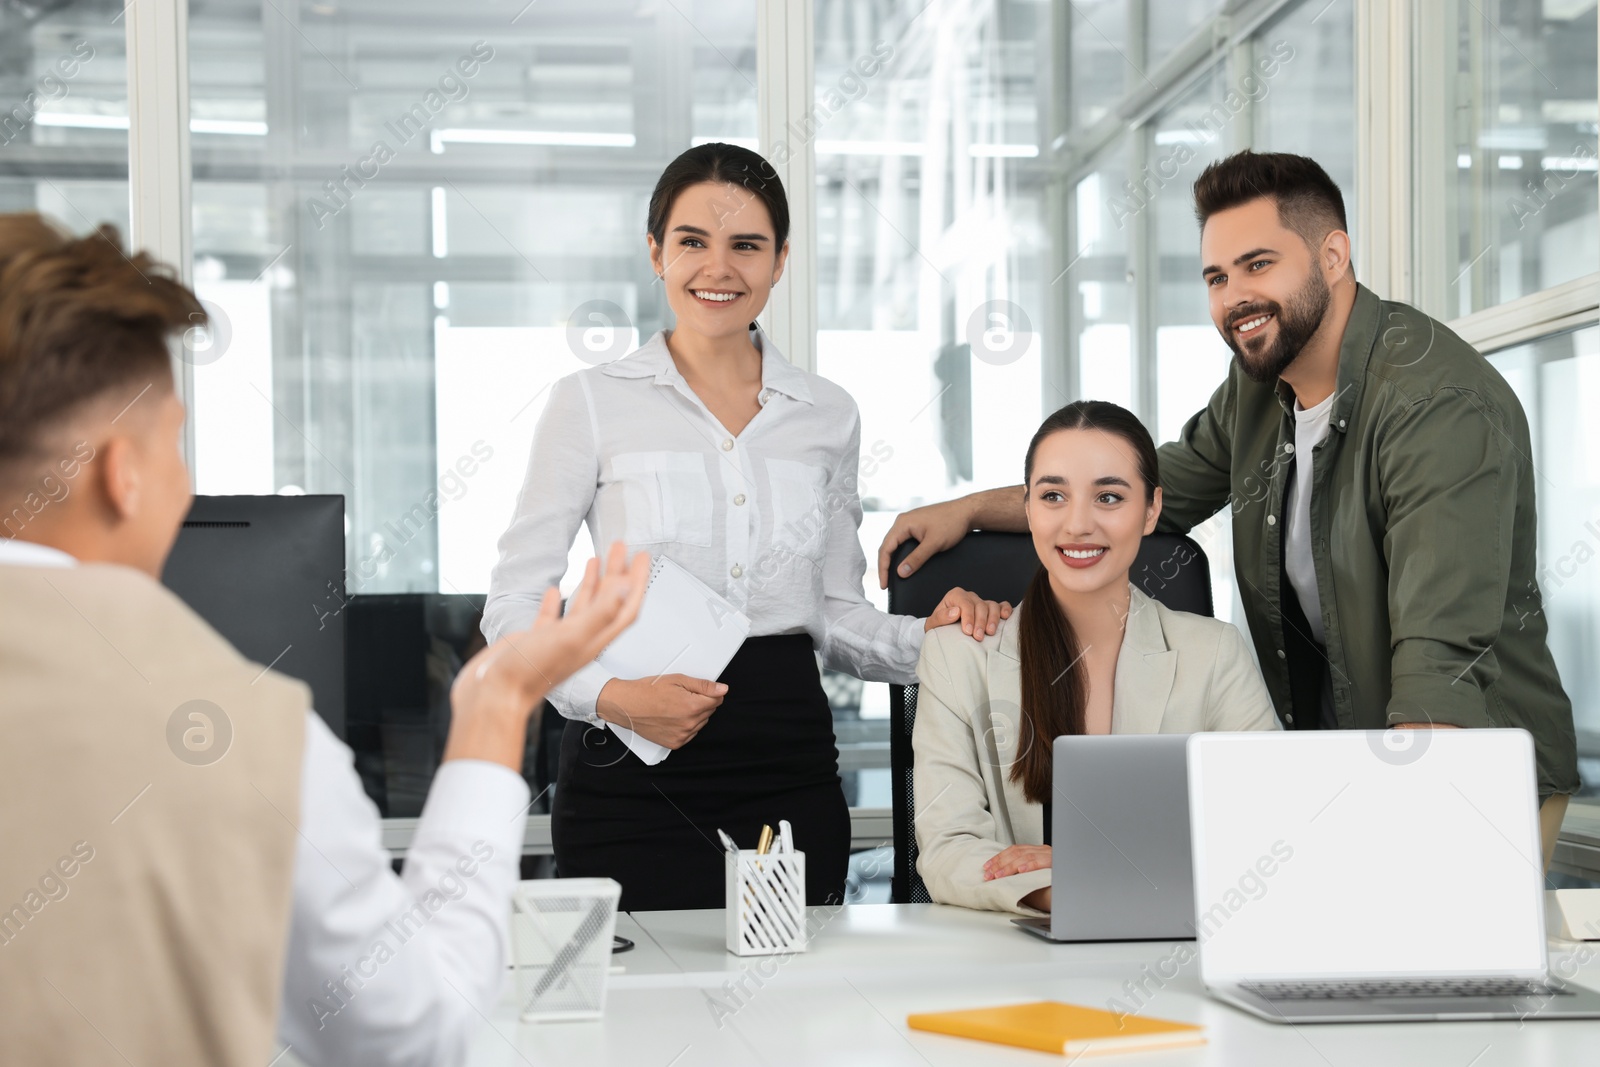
[647,143,789,250]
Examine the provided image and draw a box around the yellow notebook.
[906,1000,1205,1057]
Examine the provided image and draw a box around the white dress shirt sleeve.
[481,373,615,724]
[276,711,531,1067]
[815,409,926,685]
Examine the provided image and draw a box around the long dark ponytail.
[1012,400,1159,804]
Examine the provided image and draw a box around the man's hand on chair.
[877,497,978,589]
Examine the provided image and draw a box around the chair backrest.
[886,529,1213,904]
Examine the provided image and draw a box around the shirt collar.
[1273,282,1379,435]
[601,326,814,405]
[0,538,78,568]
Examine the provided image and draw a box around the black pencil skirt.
[551,634,850,912]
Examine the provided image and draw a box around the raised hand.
[445,542,650,769]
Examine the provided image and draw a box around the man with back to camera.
[0,212,649,1066]
[878,151,1579,867]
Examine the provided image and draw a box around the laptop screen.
[1187,730,1547,981]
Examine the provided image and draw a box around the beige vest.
[0,563,306,1066]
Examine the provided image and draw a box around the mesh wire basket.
[511,877,621,1022]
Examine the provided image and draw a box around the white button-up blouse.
[482,328,926,723]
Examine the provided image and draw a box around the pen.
[721,825,770,942]
[529,898,609,1000]
[756,824,774,855]
[778,819,794,855]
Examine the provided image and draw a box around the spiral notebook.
[593,555,750,765]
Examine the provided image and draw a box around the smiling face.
[1200,197,1335,385]
[1024,427,1161,602]
[647,180,788,343]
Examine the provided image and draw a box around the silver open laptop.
[1187,729,1600,1023]
[1013,735,1195,942]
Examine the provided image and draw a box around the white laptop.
[1186,729,1600,1023]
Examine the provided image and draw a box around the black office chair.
[886,530,1213,904]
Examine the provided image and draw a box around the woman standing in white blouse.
[483,143,1008,910]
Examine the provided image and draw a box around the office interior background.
[2,0,1597,894]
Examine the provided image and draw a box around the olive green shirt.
[1155,283,1579,796]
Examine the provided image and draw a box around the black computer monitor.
[161,494,346,738]
[344,593,503,817]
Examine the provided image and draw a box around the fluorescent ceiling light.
[1544,155,1599,172]
[431,187,447,259]
[817,139,922,155]
[1476,129,1546,151]
[814,139,1037,158]
[192,118,268,136]
[31,113,266,135]
[969,143,1038,158]
[31,113,129,130]
[1542,99,1600,125]
[431,128,636,152]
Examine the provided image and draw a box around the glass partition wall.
[13,0,1597,882]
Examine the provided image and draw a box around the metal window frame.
[1403,0,1600,344]
[757,0,818,373]
[125,0,194,472]
[132,1,1599,536]
[1053,0,1303,422]
[1453,273,1600,354]
[1057,0,1597,420]
[1353,0,1413,303]
[130,0,1600,848]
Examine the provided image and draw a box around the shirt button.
[759,390,772,403]
[733,493,746,506]
[1266,515,1277,526]
[721,439,734,452]
[1277,649,1287,659]
[1283,443,1295,454]
[1284,713,1295,725]
[1338,419,1347,429]
[730,564,743,578]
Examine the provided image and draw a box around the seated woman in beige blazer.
[913,399,1277,916]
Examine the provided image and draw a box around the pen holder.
[511,877,621,1022]
[725,851,806,956]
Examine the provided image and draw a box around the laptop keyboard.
[1242,978,1566,1000]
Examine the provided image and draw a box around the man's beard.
[1223,270,1331,385]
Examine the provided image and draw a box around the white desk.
[463,895,1600,1066]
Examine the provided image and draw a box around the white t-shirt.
[1284,389,1336,646]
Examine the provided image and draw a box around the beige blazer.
[0,563,306,1067]
[912,584,1278,915]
